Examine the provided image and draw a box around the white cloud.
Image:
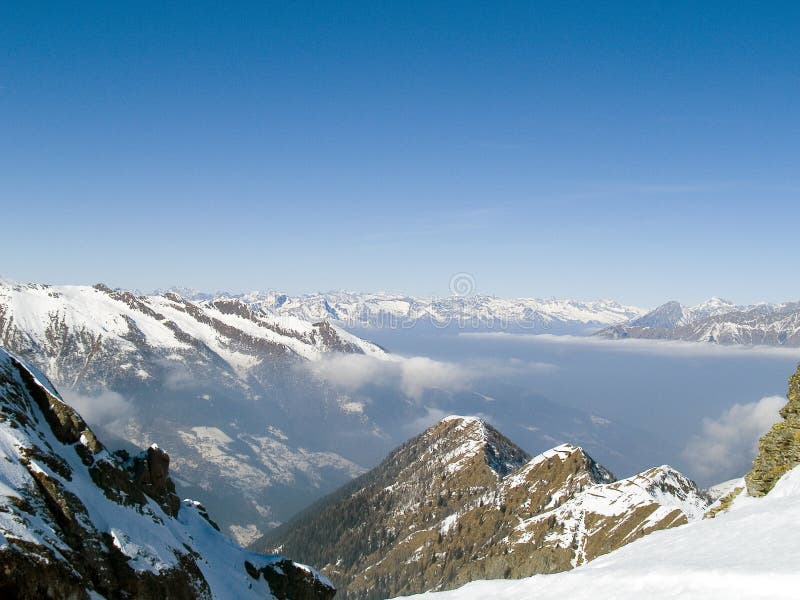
[463,332,800,359]
[397,356,472,399]
[156,359,195,390]
[305,352,558,401]
[61,389,135,429]
[683,395,785,482]
[305,354,473,400]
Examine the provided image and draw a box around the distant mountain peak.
[148,288,647,333]
[598,296,800,346]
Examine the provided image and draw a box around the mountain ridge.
[256,415,710,599]
[598,298,800,346]
[0,345,335,599]
[156,287,647,334]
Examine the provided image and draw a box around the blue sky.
[1,1,798,306]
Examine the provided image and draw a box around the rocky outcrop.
[0,347,335,599]
[256,416,709,600]
[246,559,336,600]
[746,363,800,496]
[131,445,182,517]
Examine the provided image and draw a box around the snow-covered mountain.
[599,297,800,346]
[0,280,388,543]
[164,289,646,334]
[0,281,383,387]
[159,287,800,346]
[257,416,710,599]
[402,360,800,600]
[401,467,800,600]
[0,346,335,600]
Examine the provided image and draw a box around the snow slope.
[0,346,334,599]
[402,466,800,600]
[0,280,386,541]
[0,281,384,384]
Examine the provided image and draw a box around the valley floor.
[401,468,800,600]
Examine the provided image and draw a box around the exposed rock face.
[0,347,335,599]
[131,445,182,517]
[746,363,800,496]
[246,559,337,600]
[257,416,709,600]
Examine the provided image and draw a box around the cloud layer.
[305,354,472,400]
[61,389,135,439]
[683,395,785,483]
[463,332,800,358]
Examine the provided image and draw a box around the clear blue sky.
[1,1,798,306]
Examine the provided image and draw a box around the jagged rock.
[256,416,709,599]
[0,347,336,599]
[132,445,182,517]
[746,363,800,496]
[246,558,336,600]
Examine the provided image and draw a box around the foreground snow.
[401,467,800,600]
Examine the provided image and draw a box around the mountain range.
[3,278,800,598]
[167,287,800,346]
[0,280,676,544]
[0,280,387,544]
[598,297,800,346]
[160,288,646,334]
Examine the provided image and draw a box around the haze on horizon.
[2,2,799,306]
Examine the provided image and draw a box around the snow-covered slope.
[0,281,383,386]
[166,289,646,334]
[0,280,387,542]
[402,465,800,600]
[0,346,334,600]
[599,297,800,346]
[258,416,710,599]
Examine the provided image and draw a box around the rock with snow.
[0,346,335,599]
[256,416,709,599]
[400,465,800,600]
[746,362,800,495]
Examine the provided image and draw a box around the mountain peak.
[425,414,530,478]
[261,418,709,599]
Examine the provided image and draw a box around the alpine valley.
[2,279,800,599]
[0,280,667,543]
[2,279,800,548]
